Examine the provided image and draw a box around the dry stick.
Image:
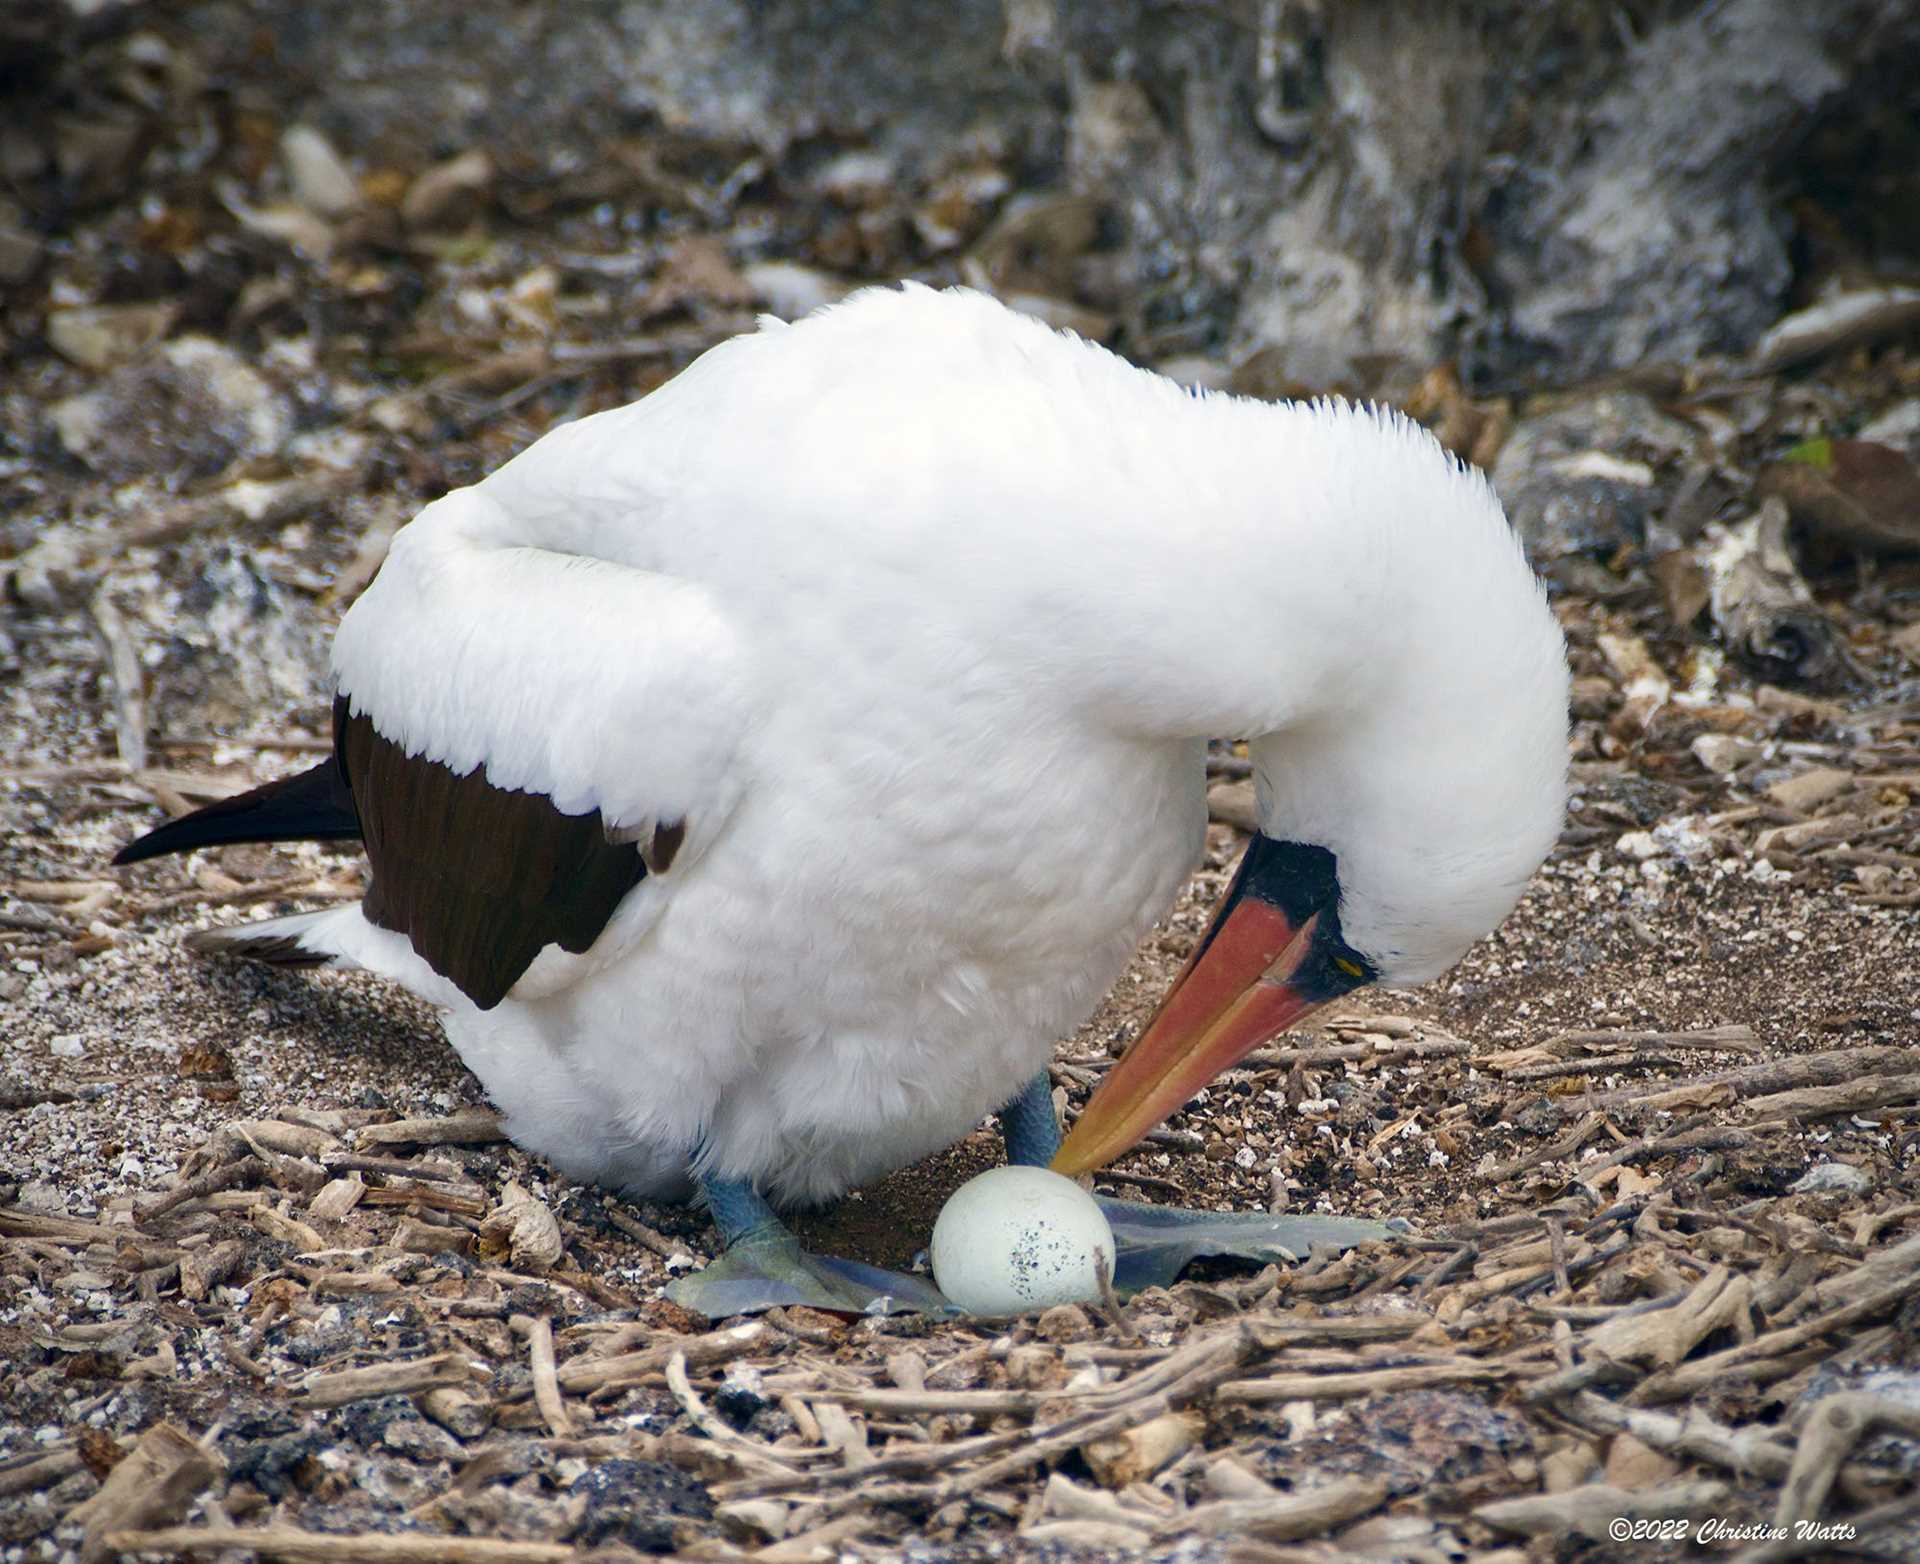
[757,1512,881,1561]
[322,1152,476,1184]
[1633,1261,1920,1405]
[1413,1243,1476,1298]
[0,1449,81,1498]
[511,1315,573,1439]
[1094,1248,1136,1336]
[1580,1125,1755,1179]
[1479,1111,1609,1184]
[1214,1359,1516,1405]
[297,1351,479,1410]
[891,1328,1279,1517]
[1504,1052,1688,1084]
[1561,1391,1795,1481]
[1163,1475,1392,1541]
[160,731,335,754]
[664,1351,800,1478]
[105,1530,581,1563]
[1742,1073,1920,1120]
[71,1423,222,1564]
[128,874,363,916]
[1774,1391,1920,1531]
[0,1209,166,1248]
[1093,1168,1193,1198]
[554,1319,771,1398]
[799,1387,1067,1417]
[1732,1490,1920,1564]
[600,1203,702,1261]
[1243,1034,1473,1072]
[730,1327,1255,1507]
[1543,1024,1762,1055]
[1589,1046,1920,1113]
[87,581,147,775]
[135,1160,257,1223]
[356,1108,507,1150]
[0,761,133,784]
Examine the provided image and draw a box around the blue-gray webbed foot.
[664,1173,954,1320]
[995,1070,1399,1292]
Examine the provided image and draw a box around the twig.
[1164,1475,1391,1540]
[297,1352,479,1409]
[1543,1024,1762,1055]
[88,582,147,774]
[105,1530,582,1562]
[511,1315,573,1438]
[1214,1359,1516,1404]
[554,1320,771,1397]
[356,1109,507,1150]
[1244,1034,1472,1072]
[127,874,363,916]
[1774,1391,1920,1530]
[1732,1490,1920,1564]
[1580,1126,1754,1177]
[1095,1248,1136,1336]
[1634,1246,1920,1404]
[1742,1073,1920,1121]
[1479,1111,1608,1183]
[136,1160,257,1223]
[1588,1046,1920,1113]
[0,1449,81,1498]
[600,1203,703,1262]
[665,1351,800,1477]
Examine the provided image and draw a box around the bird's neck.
[1056,396,1513,748]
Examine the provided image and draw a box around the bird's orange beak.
[1052,838,1355,1176]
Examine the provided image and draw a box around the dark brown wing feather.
[334,695,647,1011]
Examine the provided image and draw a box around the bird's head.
[1053,431,1570,1177]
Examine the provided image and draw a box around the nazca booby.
[117,284,1569,1312]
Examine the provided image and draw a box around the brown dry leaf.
[478,1181,565,1272]
[1633,1081,1735,1113]
[75,1428,125,1481]
[1606,1431,1681,1490]
[648,235,755,318]
[47,303,178,370]
[1650,548,1711,627]
[1760,438,1920,556]
[1890,622,1920,668]
[177,1042,235,1080]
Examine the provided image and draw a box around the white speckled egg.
[930,1166,1116,1316]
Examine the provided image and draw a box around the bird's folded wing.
[329,486,754,1009]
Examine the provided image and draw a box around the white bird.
[117,284,1568,1311]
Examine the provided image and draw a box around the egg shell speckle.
[929,1165,1116,1316]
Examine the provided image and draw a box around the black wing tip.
[112,836,161,867]
[108,757,360,869]
[183,926,329,966]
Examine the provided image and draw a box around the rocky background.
[4,1,1920,1561]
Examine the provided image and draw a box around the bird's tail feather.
[114,757,360,866]
[185,909,359,970]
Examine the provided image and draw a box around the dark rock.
[1509,1096,1563,1137]
[1492,394,1699,579]
[226,1426,329,1499]
[339,1393,420,1447]
[49,337,290,480]
[569,1458,713,1553]
[280,1322,362,1368]
[710,1377,768,1429]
